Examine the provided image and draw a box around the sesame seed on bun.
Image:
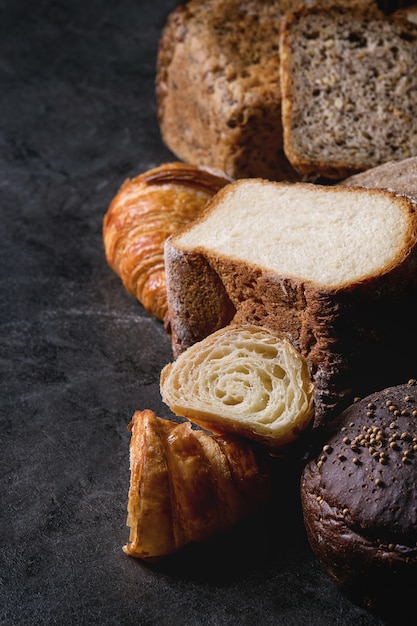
[301,379,417,617]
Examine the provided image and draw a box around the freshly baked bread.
[123,409,272,560]
[160,324,315,448]
[164,179,417,423]
[102,162,230,322]
[279,4,417,179]
[300,380,417,616]
[156,0,301,182]
[342,156,417,201]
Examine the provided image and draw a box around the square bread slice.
[279,4,417,179]
[164,179,417,424]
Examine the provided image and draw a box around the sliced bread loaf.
[156,0,303,182]
[279,4,417,179]
[164,179,417,424]
[393,3,417,24]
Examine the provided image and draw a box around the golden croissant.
[160,325,315,448]
[102,162,231,323]
[123,409,272,561]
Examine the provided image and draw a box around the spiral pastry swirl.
[160,325,314,447]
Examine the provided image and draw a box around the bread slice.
[164,179,417,424]
[279,4,417,179]
[156,0,302,182]
[341,156,417,202]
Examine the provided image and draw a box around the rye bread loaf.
[156,0,304,182]
[164,179,417,425]
[279,4,417,179]
[342,156,417,201]
[300,380,417,616]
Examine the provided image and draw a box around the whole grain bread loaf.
[279,4,417,179]
[164,179,417,424]
[156,0,303,182]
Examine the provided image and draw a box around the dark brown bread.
[300,380,417,616]
[280,4,417,179]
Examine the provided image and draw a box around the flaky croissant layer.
[160,325,315,448]
[103,162,231,322]
[123,409,272,560]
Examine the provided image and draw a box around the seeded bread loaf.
[279,4,417,179]
[300,380,417,616]
[156,0,304,182]
[342,156,417,201]
[164,179,417,424]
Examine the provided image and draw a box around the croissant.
[123,409,272,561]
[102,162,231,323]
[160,325,315,448]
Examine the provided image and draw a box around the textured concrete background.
[0,1,398,624]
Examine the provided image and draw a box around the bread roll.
[300,380,417,617]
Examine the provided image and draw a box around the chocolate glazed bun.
[300,380,417,617]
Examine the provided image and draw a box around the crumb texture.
[177,181,414,287]
[160,324,314,447]
[165,180,417,423]
[280,5,417,177]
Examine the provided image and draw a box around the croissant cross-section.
[160,325,315,447]
[123,409,273,560]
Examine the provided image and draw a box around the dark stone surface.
[0,1,396,624]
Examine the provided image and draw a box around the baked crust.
[164,179,417,424]
[279,4,417,179]
[123,409,272,560]
[300,381,417,615]
[156,0,300,181]
[342,155,417,202]
[102,162,230,322]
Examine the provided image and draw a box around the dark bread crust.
[300,381,417,614]
[165,181,417,424]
